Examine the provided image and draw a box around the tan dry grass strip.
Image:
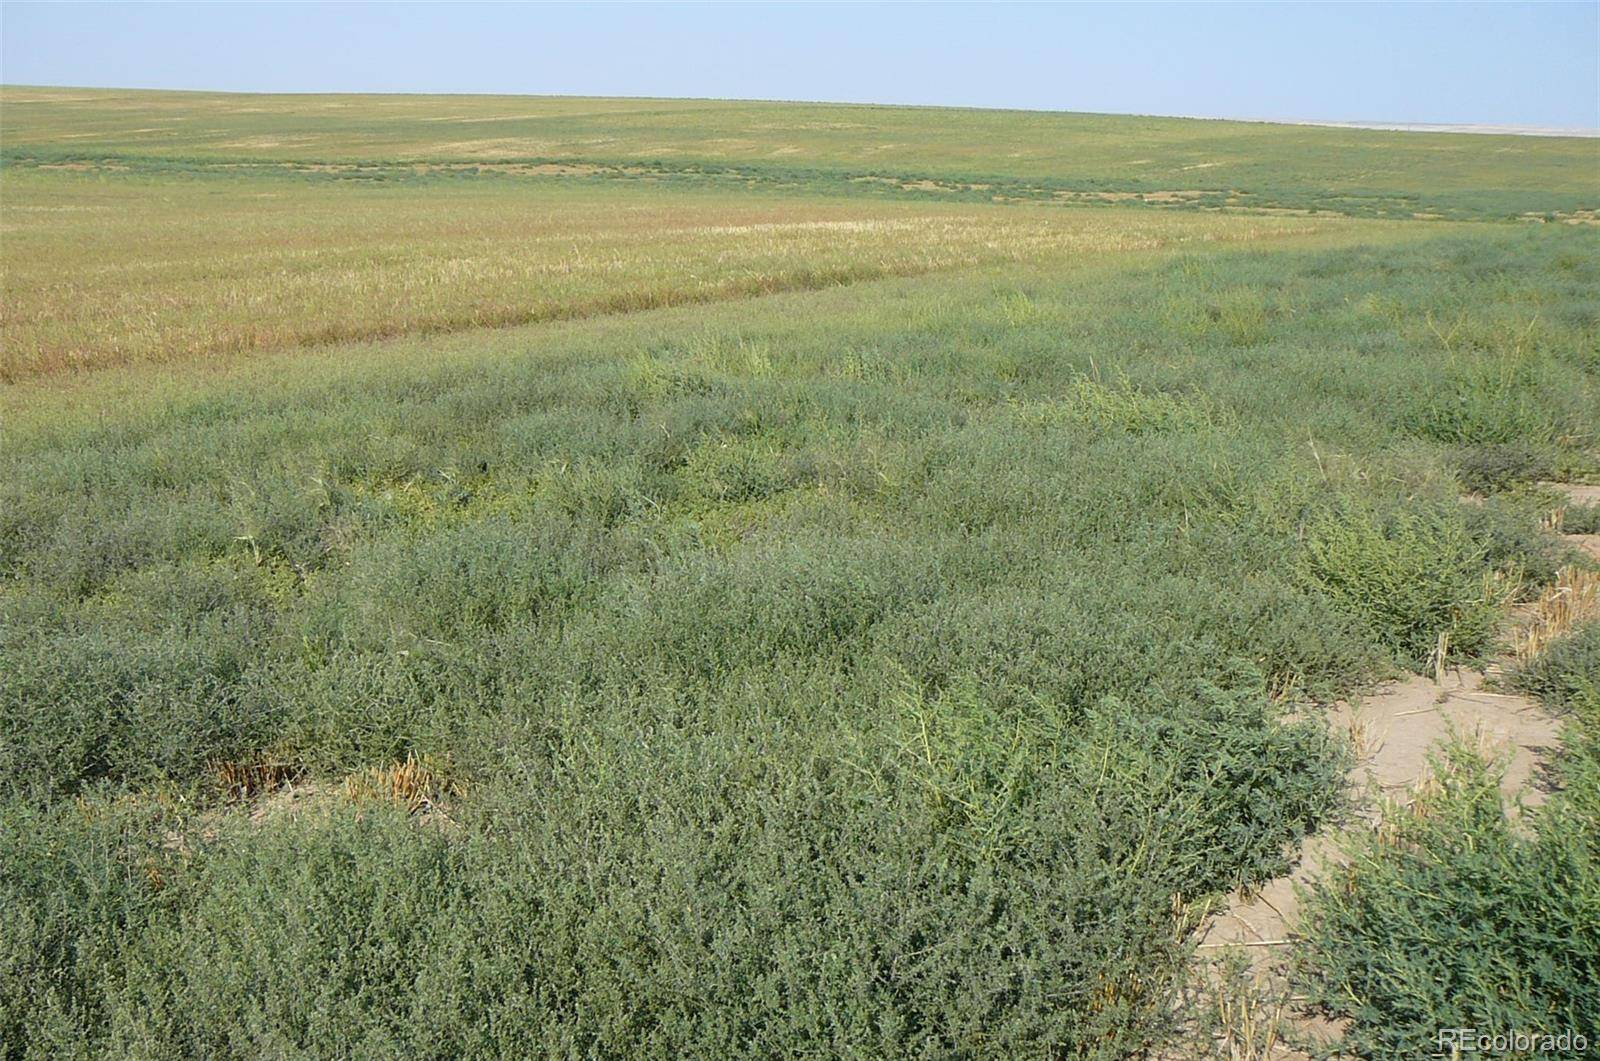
[1511,567,1600,666]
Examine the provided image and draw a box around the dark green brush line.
[4,146,1591,222]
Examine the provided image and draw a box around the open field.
[0,168,1355,381]
[2,89,1599,1056]
[6,87,1597,221]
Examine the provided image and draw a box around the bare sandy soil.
[1203,669,1560,945]
[1189,481,1598,1057]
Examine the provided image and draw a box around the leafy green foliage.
[1453,442,1554,494]
[1462,493,1572,591]
[1300,500,1513,669]
[1296,740,1600,1058]
[1514,620,1600,716]
[2,677,1346,1057]
[1562,501,1600,536]
[2,213,1595,1055]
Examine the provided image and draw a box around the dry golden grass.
[1512,566,1600,665]
[1206,974,1290,1061]
[0,167,1365,381]
[342,753,459,814]
[210,757,304,801]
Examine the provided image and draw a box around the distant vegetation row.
[7,146,1591,222]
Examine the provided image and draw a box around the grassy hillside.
[2,89,1599,1056]
[5,87,1596,218]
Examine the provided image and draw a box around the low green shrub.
[1012,372,1232,436]
[1453,442,1553,494]
[1403,337,1573,447]
[1514,622,1600,828]
[1296,741,1600,1058]
[1300,500,1512,670]
[677,435,796,503]
[1513,620,1600,716]
[1,675,1344,1058]
[1561,500,1600,536]
[2,224,1595,1055]
[1300,620,1600,1054]
[1463,494,1571,590]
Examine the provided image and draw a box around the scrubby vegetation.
[1297,621,1600,1055]
[2,90,1597,1056]
[1516,620,1600,715]
[1300,499,1514,669]
[1561,502,1600,536]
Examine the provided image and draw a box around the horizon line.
[4,82,1598,140]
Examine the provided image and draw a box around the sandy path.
[1188,481,1597,1057]
[1199,669,1560,952]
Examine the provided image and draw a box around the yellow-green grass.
[4,86,1596,218]
[0,215,1437,427]
[5,86,1590,383]
[1,164,1396,381]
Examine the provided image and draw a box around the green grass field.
[2,88,1598,1056]
[5,86,1596,217]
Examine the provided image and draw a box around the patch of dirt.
[1569,535,1600,562]
[1188,670,1558,1057]
[1049,189,1209,205]
[194,755,463,834]
[1217,205,1319,216]
[1199,669,1558,960]
[1543,483,1600,561]
[246,778,334,825]
[37,161,130,172]
[1542,481,1600,505]
[1186,481,1597,1057]
[1521,210,1600,226]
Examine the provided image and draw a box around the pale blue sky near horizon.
[2,2,1597,129]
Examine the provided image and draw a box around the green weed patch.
[2,215,1596,1054]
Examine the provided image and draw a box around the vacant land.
[6,87,1596,216]
[2,89,1598,1057]
[0,169,1348,380]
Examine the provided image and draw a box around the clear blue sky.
[3,2,1597,128]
